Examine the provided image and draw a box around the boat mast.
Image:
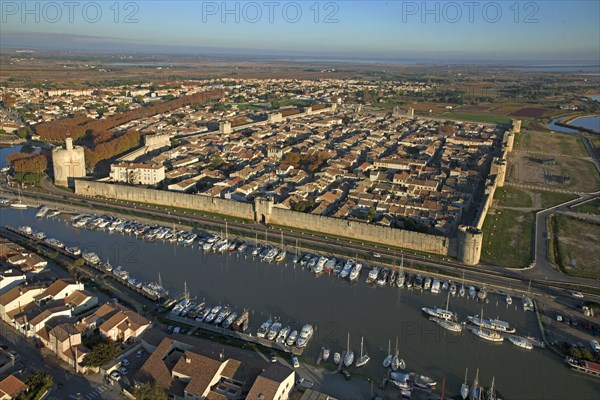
[360,336,364,358]
[184,281,189,301]
[158,273,163,287]
[346,333,350,353]
[395,336,399,357]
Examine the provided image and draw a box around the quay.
[167,314,305,356]
[2,225,165,302]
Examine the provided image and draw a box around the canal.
[1,208,598,399]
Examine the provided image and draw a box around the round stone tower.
[457,225,483,266]
[52,137,86,187]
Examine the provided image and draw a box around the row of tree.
[34,89,224,141]
[6,152,48,173]
[84,129,141,169]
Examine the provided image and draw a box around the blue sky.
[1,1,599,62]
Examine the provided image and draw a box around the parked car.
[121,358,130,367]
[297,378,314,389]
[119,367,128,375]
[556,314,563,322]
[571,291,584,298]
[136,350,143,358]
[341,370,351,380]
[110,371,121,381]
[269,353,277,363]
[291,356,299,368]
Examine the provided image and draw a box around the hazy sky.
[1,0,599,62]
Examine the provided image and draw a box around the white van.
[590,340,600,353]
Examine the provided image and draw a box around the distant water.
[569,116,600,133]
[1,208,600,400]
[0,145,22,168]
[508,65,600,72]
[547,117,579,133]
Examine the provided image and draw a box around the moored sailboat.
[355,336,370,367]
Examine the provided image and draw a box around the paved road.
[529,193,600,282]
[0,320,122,400]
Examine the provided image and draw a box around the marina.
[1,206,599,399]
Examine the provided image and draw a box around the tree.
[18,370,53,400]
[16,126,32,139]
[367,206,377,222]
[133,382,168,400]
[82,342,119,367]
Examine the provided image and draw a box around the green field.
[532,190,579,208]
[550,215,600,279]
[440,112,512,125]
[574,198,600,215]
[493,187,532,207]
[481,210,534,268]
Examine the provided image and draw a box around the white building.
[110,162,165,186]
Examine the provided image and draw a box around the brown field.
[508,130,599,192]
[552,215,600,279]
[519,130,588,157]
[510,107,549,118]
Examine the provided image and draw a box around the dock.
[4,226,165,302]
[167,314,305,355]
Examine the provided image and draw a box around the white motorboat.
[36,206,49,218]
[467,316,516,333]
[422,307,457,321]
[286,330,298,346]
[267,322,281,343]
[214,307,231,325]
[507,335,533,350]
[65,246,81,256]
[257,319,272,338]
[367,266,379,283]
[296,324,314,347]
[276,326,291,343]
[522,297,534,311]
[506,294,512,305]
[340,259,353,278]
[204,306,222,323]
[349,262,362,282]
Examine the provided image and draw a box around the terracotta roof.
[0,375,27,398]
[173,351,224,396]
[246,365,292,400]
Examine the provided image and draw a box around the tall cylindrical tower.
[457,225,483,266]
